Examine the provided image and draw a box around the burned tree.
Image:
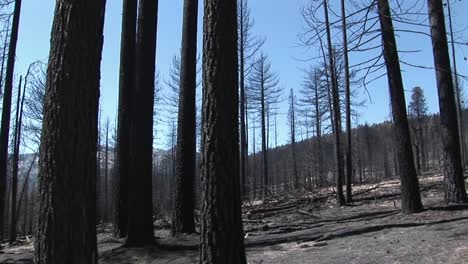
[200,0,247,262]
[34,0,106,262]
[173,0,198,235]
[377,0,423,213]
[427,0,468,203]
[126,0,158,246]
[114,0,137,238]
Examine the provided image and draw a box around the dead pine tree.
[340,0,353,203]
[238,0,264,198]
[0,0,22,241]
[248,53,280,200]
[288,88,299,190]
[172,0,198,235]
[376,0,423,214]
[114,0,137,239]
[34,0,106,262]
[126,0,158,246]
[8,76,22,243]
[427,0,468,203]
[323,0,345,206]
[200,0,247,262]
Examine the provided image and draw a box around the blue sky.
[14,0,468,149]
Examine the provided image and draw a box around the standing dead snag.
[0,0,22,241]
[34,0,106,263]
[376,0,423,214]
[173,0,198,235]
[126,0,158,246]
[200,0,247,263]
[426,0,468,203]
[340,0,353,204]
[323,0,345,206]
[114,0,137,239]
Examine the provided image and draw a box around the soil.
[1,174,467,264]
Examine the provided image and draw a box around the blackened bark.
[341,0,353,203]
[0,0,22,240]
[200,0,247,263]
[9,76,22,243]
[34,0,106,263]
[427,0,468,203]
[114,0,137,239]
[289,89,299,189]
[323,0,345,206]
[173,0,198,235]
[260,68,268,199]
[126,0,158,246]
[377,0,423,213]
[238,0,247,199]
[104,119,109,222]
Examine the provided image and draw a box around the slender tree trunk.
[114,0,137,239]
[446,0,465,167]
[341,0,353,203]
[289,89,299,189]
[0,0,22,240]
[126,0,158,246]
[9,76,22,243]
[323,0,345,206]
[104,119,109,222]
[377,0,423,213]
[173,0,198,235]
[239,0,248,199]
[200,0,247,262]
[0,25,9,96]
[34,0,106,262]
[260,68,268,199]
[314,70,324,186]
[427,0,468,203]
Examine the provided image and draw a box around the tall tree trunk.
[340,0,353,203]
[446,0,465,167]
[126,0,158,246]
[238,0,248,199]
[173,0,198,235]
[0,25,9,96]
[260,68,268,199]
[200,0,247,262]
[323,0,345,206]
[377,0,423,213]
[34,0,106,262]
[289,89,298,189]
[104,119,109,222]
[9,76,22,243]
[0,0,22,240]
[114,0,137,239]
[427,0,468,203]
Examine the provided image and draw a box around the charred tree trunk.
[238,0,248,199]
[260,68,268,199]
[173,0,198,235]
[34,0,106,262]
[126,0,158,246]
[104,119,109,222]
[114,0,137,239]
[8,76,22,243]
[427,0,468,203]
[340,0,353,203]
[377,0,423,213]
[200,0,247,262]
[323,0,345,206]
[0,0,22,240]
[289,89,299,189]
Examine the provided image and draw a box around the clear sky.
[14,0,468,149]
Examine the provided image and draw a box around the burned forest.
[0,0,467,263]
